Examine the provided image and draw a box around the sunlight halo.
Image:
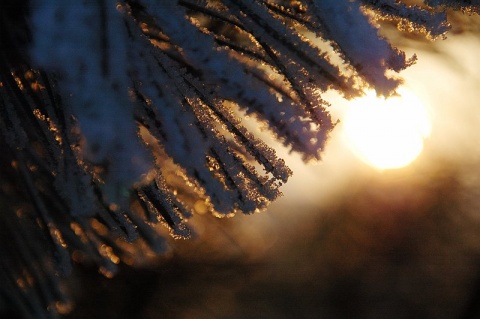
[342,88,431,170]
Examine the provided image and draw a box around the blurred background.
[66,11,480,319]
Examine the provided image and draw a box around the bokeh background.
[65,11,480,319]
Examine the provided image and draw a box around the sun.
[342,88,431,170]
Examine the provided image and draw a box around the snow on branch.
[362,0,450,38]
[426,0,480,14]
[0,0,472,317]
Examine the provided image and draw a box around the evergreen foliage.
[0,1,478,317]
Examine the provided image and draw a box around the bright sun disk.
[342,88,431,170]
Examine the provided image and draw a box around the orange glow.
[342,88,431,170]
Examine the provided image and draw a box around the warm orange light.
[342,88,431,170]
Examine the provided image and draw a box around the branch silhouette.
[0,1,478,318]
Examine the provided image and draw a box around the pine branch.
[1,0,478,317]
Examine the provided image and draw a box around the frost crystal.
[0,0,476,317]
